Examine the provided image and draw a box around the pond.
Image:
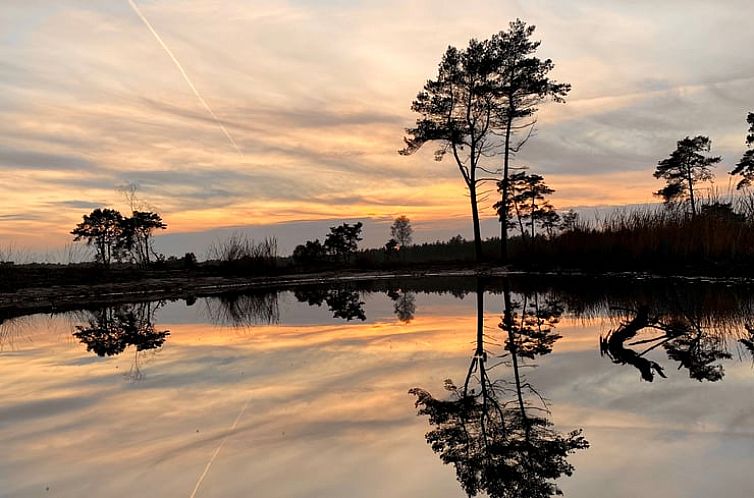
[1,276,753,497]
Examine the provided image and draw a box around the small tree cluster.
[71,208,166,266]
[292,222,364,265]
[292,239,326,265]
[324,222,363,262]
[495,171,560,240]
[401,19,569,261]
[385,215,414,257]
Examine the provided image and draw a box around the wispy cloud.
[2,0,754,251]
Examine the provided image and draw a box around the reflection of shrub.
[204,291,280,326]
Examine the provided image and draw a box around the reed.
[208,233,278,273]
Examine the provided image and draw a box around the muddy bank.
[9,266,754,321]
[0,268,485,320]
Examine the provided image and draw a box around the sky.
[2,0,754,256]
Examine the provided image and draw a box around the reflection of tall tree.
[387,290,416,323]
[601,306,731,382]
[498,282,587,498]
[600,307,667,382]
[503,289,563,360]
[294,287,366,321]
[664,320,730,382]
[410,281,587,498]
[204,291,280,327]
[74,302,169,357]
[74,302,169,380]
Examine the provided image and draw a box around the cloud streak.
[127,0,243,155]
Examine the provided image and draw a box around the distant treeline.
[7,195,754,288]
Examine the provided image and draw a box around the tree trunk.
[687,167,697,217]
[469,181,483,261]
[530,190,536,241]
[502,280,526,417]
[464,279,486,396]
[500,115,513,263]
[515,201,526,239]
[476,279,484,356]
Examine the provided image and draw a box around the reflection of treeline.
[200,285,420,325]
[316,274,754,324]
[196,275,754,330]
[293,276,754,377]
[599,305,738,382]
[294,287,367,321]
[193,278,754,383]
[407,277,754,496]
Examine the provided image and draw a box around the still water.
[1,277,753,497]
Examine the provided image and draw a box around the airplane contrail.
[127,0,243,155]
[188,395,252,498]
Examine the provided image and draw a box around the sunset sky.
[3,0,754,255]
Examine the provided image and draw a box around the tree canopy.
[730,112,754,189]
[495,171,559,241]
[653,135,720,215]
[390,215,413,247]
[401,38,500,260]
[71,208,167,266]
[401,20,568,261]
[324,222,363,262]
[71,208,127,266]
[490,20,570,260]
[124,210,167,264]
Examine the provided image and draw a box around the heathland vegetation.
[4,19,754,292]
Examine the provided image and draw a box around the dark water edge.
[6,261,754,319]
[4,267,754,323]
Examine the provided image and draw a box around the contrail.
[188,395,252,498]
[127,0,242,155]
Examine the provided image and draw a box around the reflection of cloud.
[2,294,754,496]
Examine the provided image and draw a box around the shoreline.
[4,264,754,321]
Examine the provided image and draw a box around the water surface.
[1,277,753,497]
